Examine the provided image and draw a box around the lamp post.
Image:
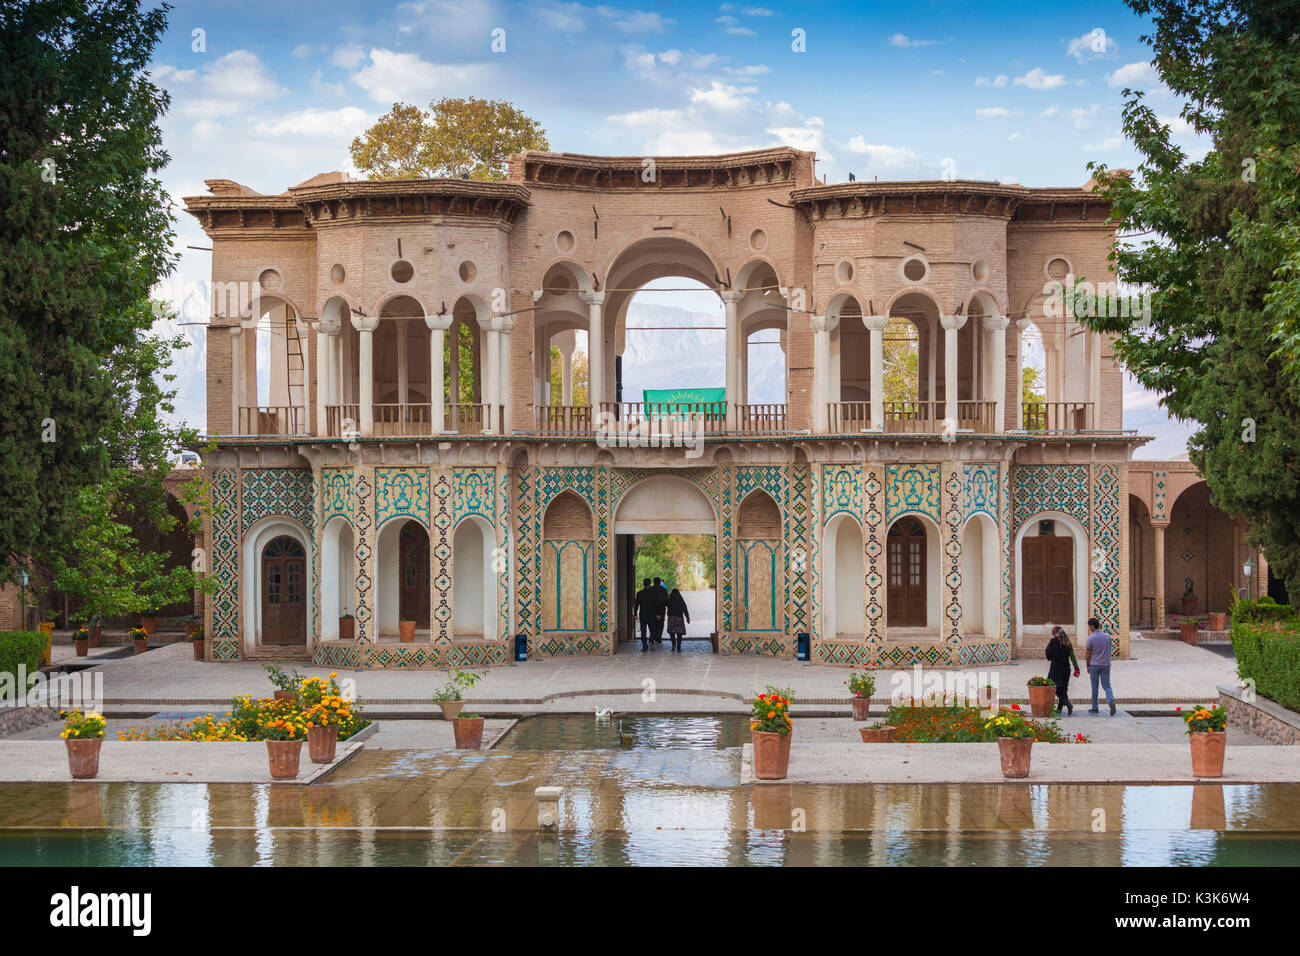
[1243,556,1255,600]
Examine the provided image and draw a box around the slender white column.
[352,314,378,436]
[1013,317,1032,430]
[314,323,331,437]
[722,290,743,429]
[498,314,515,433]
[810,313,838,432]
[940,314,967,429]
[864,315,888,430]
[229,326,243,433]
[580,291,605,411]
[426,314,452,433]
[987,314,1010,432]
[482,325,499,434]
[297,318,312,436]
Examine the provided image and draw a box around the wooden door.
[886,518,927,627]
[1022,535,1074,626]
[262,536,306,645]
[399,522,431,628]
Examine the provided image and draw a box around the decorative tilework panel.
[210,468,240,653]
[431,473,453,647]
[1000,465,1013,642]
[353,472,373,644]
[822,465,862,524]
[376,467,430,527]
[962,463,999,521]
[943,470,963,646]
[241,468,315,534]
[1091,463,1122,635]
[453,468,496,524]
[885,464,942,525]
[863,468,885,645]
[784,463,811,642]
[322,468,353,524]
[1011,464,1089,530]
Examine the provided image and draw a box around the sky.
[150,0,1204,457]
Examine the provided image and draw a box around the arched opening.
[453,516,497,640]
[737,259,788,429]
[961,513,1000,638]
[448,295,487,432]
[1167,482,1237,618]
[534,263,591,431]
[542,491,595,633]
[824,513,864,640]
[375,294,431,436]
[1128,495,1154,629]
[236,293,309,435]
[376,518,430,640]
[241,518,312,650]
[1018,318,1049,429]
[736,490,782,632]
[886,516,934,630]
[885,292,942,431]
[1014,511,1088,646]
[320,516,355,640]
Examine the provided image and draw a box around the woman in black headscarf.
[1045,624,1080,716]
[665,588,690,652]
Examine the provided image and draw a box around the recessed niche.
[971,260,989,283]
[330,263,346,284]
[555,230,576,253]
[458,260,477,283]
[390,259,414,283]
[836,260,854,283]
[902,257,928,282]
[1046,257,1071,280]
[749,229,767,252]
[258,268,282,290]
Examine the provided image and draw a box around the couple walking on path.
[1045,617,1117,716]
[633,577,690,651]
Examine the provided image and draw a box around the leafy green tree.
[1083,0,1300,596]
[0,0,175,580]
[882,318,920,402]
[548,345,589,406]
[351,97,549,180]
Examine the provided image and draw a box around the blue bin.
[514,633,528,662]
[796,632,810,661]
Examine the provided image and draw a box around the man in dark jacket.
[634,578,659,651]
[651,577,669,644]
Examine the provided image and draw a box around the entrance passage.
[1022,533,1074,625]
[399,522,430,627]
[261,535,306,645]
[887,517,927,627]
[616,533,717,650]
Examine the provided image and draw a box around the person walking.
[651,577,669,645]
[634,578,659,651]
[665,588,690,652]
[1085,617,1116,715]
[1044,625,1080,716]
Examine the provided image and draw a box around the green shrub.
[0,631,48,688]
[1232,595,1298,625]
[1232,620,1300,712]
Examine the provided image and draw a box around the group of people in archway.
[633,577,691,652]
[1045,618,1117,716]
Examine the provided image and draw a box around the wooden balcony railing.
[882,400,944,433]
[956,400,997,433]
[736,403,787,433]
[828,400,999,434]
[323,403,498,437]
[238,405,306,436]
[325,404,360,438]
[1022,401,1094,432]
[374,403,433,437]
[599,401,728,434]
[828,402,872,432]
[445,403,494,435]
[536,404,594,435]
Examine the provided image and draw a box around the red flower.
[1011,704,1020,710]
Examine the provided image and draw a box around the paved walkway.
[58,635,1238,709]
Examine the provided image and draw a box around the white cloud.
[1108,60,1158,89]
[311,70,345,97]
[200,50,286,101]
[1040,105,1059,117]
[976,107,1017,118]
[690,79,759,113]
[1013,67,1067,90]
[152,64,198,85]
[1085,132,1126,150]
[350,48,488,103]
[254,107,372,139]
[1157,113,1195,136]
[975,74,1009,87]
[331,46,367,69]
[291,44,312,59]
[1067,105,1101,130]
[889,33,941,47]
[1066,28,1117,61]
[846,138,921,176]
[742,6,775,14]
[724,64,771,76]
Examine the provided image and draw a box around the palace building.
[180,146,1271,670]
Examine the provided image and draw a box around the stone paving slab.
[741,742,1300,785]
[0,740,362,785]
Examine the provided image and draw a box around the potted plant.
[88,615,103,648]
[452,712,486,749]
[1207,596,1228,630]
[258,707,308,779]
[1181,580,1197,615]
[1179,617,1200,644]
[1182,703,1227,778]
[750,691,793,780]
[859,720,896,743]
[399,617,416,643]
[847,671,875,721]
[432,669,486,719]
[73,626,91,658]
[985,709,1037,778]
[190,624,205,661]
[128,626,148,655]
[1026,675,1057,717]
[140,612,158,636]
[263,663,304,701]
[301,673,351,763]
[339,608,355,640]
[60,709,106,779]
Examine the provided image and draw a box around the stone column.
[864,315,888,430]
[940,314,967,429]
[555,328,575,405]
[352,314,379,436]
[229,326,243,433]
[483,324,499,434]
[986,314,1010,432]
[1012,317,1033,430]
[426,314,452,433]
[1153,521,1169,629]
[722,290,743,430]
[314,322,332,437]
[498,314,515,433]
[810,314,837,432]
[581,291,605,412]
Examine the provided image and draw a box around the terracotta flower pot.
[339,617,355,640]
[851,697,872,721]
[192,640,205,661]
[1027,683,1056,718]
[265,739,304,779]
[1189,731,1226,778]
[452,716,485,749]
[74,638,89,658]
[751,730,792,780]
[141,617,157,635]
[66,738,103,779]
[273,690,296,702]
[399,620,416,643]
[1179,620,1199,645]
[133,639,147,655]
[859,725,895,743]
[1207,612,1227,631]
[185,620,196,638]
[307,725,340,764]
[997,737,1034,778]
[89,624,102,648]
[437,701,464,720]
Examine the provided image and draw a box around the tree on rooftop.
[351,97,549,181]
[1082,0,1300,598]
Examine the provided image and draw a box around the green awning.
[642,387,726,405]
